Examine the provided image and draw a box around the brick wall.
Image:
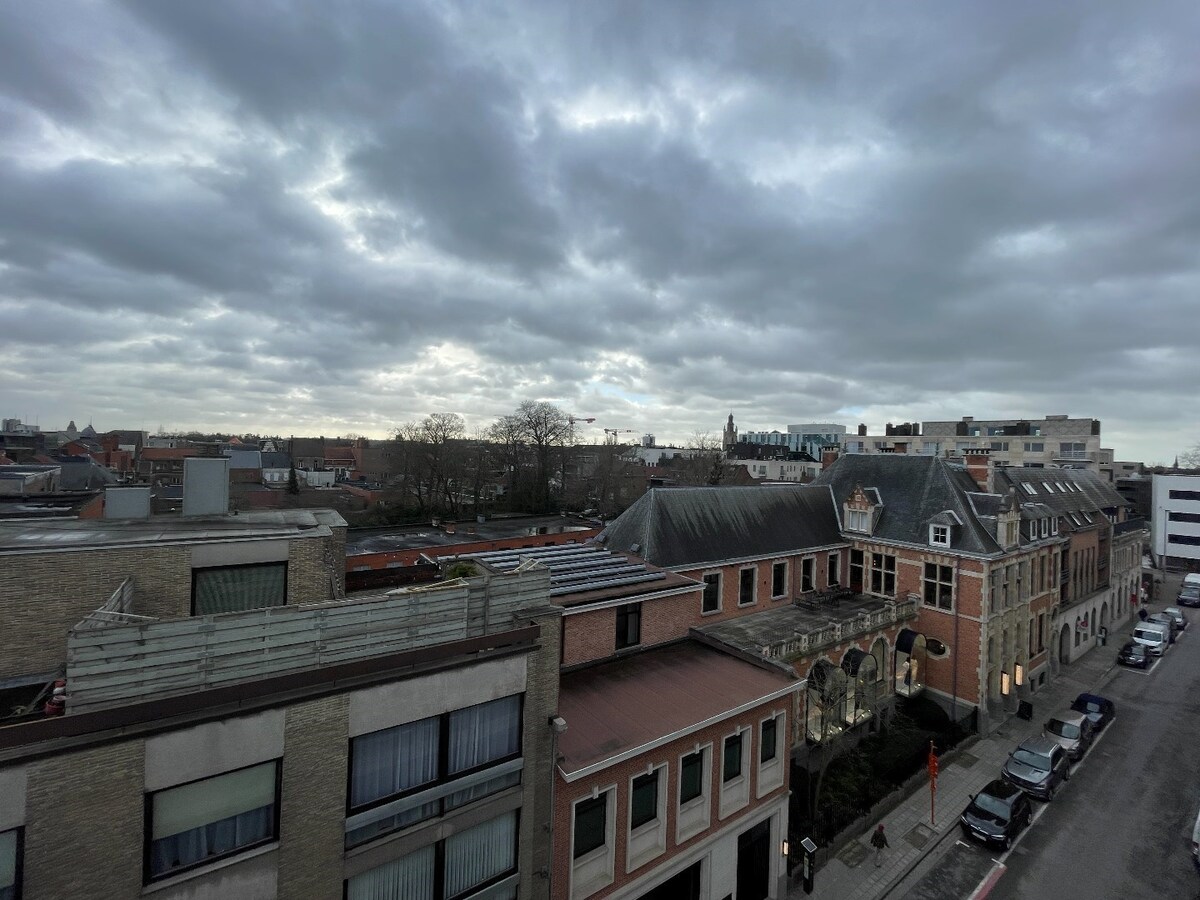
[277,694,350,899]
[551,698,790,899]
[561,589,703,668]
[520,607,562,900]
[22,740,145,899]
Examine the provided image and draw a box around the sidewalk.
[793,634,1124,900]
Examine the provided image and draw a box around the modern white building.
[738,423,846,457]
[1151,474,1200,570]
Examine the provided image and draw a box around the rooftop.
[345,515,597,555]
[556,640,798,780]
[0,508,347,554]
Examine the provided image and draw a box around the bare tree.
[674,430,737,486]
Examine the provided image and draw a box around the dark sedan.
[1117,640,1150,669]
[960,779,1033,850]
[1163,606,1188,630]
[1177,585,1200,608]
[1071,693,1115,732]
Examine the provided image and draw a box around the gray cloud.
[1,1,1198,462]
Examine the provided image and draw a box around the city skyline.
[2,3,1198,464]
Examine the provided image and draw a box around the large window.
[573,795,608,859]
[192,562,287,615]
[615,604,641,650]
[347,695,522,847]
[1169,489,1200,502]
[146,761,280,882]
[849,549,864,591]
[701,573,721,613]
[347,811,518,900]
[738,568,756,606]
[630,772,658,830]
[846,509,870,532]
[760,716,778,764]
[771,562,788,598]
[869,553,896,597]
[800,557,814,592]
[923,563,953,610]
[1,828,21,900]
[679,751,704,805]
[828,552,840,587]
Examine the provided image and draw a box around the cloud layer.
[2,1,1198,460]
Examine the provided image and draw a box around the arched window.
[806,660,848,743]
[895,629,927,697]
[870,638,887,687]
[842,649,878,726]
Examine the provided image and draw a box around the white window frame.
[571,785,616,899]
[756,711,786,798]
[846,508,870,533]
[675,744,712,844]
[626,764,667,873]
[1040,518,1049,538]
[737,566,757,607]
[770,560,789,599]
[827,552,840,587]
[1021,483,1037,495]
[800,556,815,593]
[929,524,950,547]
[700,571,722,615]
[1051,518,1059,535]
[718,728,750,819]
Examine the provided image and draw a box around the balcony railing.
[1113,517,1146,536]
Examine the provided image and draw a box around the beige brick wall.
[277,694,350,900]
[23,741,146,899]
[520,606,563,900]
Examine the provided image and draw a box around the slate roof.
[811,454,1002,555]
[992,467,1128,515]
[57,458,118,491]
[260,452,293,469]
[227,450,263,470]
[597,484,844,569]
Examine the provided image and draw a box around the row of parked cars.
[1175,572,1200,608]
[1117,605,1188,667]
[959,692,1115,850]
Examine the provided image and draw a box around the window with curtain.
[0,828,20,900]
[192,562,287,615]
[348,696,523,847]
[146,761,278,881]
[346,812,518,900]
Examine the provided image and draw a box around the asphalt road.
[902,570,1200,900]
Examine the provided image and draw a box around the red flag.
[928,743,939,781]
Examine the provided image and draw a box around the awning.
[896,628,923,654]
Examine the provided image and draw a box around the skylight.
[1021,483,1037,495]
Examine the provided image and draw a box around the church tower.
[722,412,737,451]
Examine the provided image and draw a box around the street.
[897,570,1200,900]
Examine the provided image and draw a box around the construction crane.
[603,428,635,438]
[568,415,596,426]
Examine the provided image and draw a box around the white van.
[1132,622,1169,656]
[1184,573,1200,589]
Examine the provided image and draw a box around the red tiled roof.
[556,641,798,779]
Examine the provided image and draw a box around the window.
[771,561,788,598]
[1167,511,1200,524]
[615,604,641,650]
[723,733,744,783]
[1040,518,1048,538]
[1021,483,1037,495]
[347,811,517,900]
[1,828,21,900]
[929,524,950,546]
[146,761,280,881]
[922,563,953,610]
[849,549,864,591]
[679,751,704,805]
[701,573,721,613]
[573,796,608,859]
[847,509,870,532]
[828,552,840,586]
[738,568,756,606]
[1024,442,1044,452]
[630,772,658,830]
[347,695,522,847]
[1169,489,1200,502]
[801,557,814,592]
[1168,534,1200,547]
[760,716,778,764]
[191,562,287,615]
[869,553,896,596]
[990,441,1008,451]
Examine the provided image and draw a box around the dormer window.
[1040,518,1049,538]
[1051,518,1059,535]
[847,509,870,532]
[929,524,950,547]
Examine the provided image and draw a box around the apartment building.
[1,495,561,899]
[1151,473,1200,571]
[737,423,847,459]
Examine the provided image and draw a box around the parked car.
[1163,606,1188,630]
[960,779,1033,850]
[1002,737,1071,801]
[1042,710,1095,762]
[1132,621,1170,656]
[1178,584,1200,608]
[1117,640,1150,669]
[1070,693,1115,732]
[1193,802,1200,873]
[1148,612,1178,643]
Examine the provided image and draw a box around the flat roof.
[0,508,347,554]
[694,594,896,655]
[345,515,597,555]
[556,641,798,780]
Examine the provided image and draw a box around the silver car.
[1042,710,1094,762]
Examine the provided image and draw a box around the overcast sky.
[2,2,1198,462]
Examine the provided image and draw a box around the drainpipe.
[951,557,960,725]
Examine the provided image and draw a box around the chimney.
[962,450,992,492]
[821,448,840,469]
[857,423,867,436]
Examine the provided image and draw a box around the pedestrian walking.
[870,824,889,867]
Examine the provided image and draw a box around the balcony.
[1113,517,1147,537]
[1052,450,1098,462]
